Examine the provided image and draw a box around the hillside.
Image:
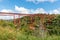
[14,14,60,35]
[0,14,60,40]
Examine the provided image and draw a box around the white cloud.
[0,9,14,20]
[15,5,47,14]
[15,5,30,14]
[49,9,60,14]
[0,16,13,20]
[34,8,47,14]
[52,10,59,13]
[26,0,57,4]
[0,5,60,15]
[0,9,13,13]
[15,5,60,14]
[0,5,60,14]
[0,5,60,20]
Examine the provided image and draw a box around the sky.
[0,0,60,19]
[0,0,60,14]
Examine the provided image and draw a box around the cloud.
[15,5,30,14]
[34,8,47,14]
[0,5,60,14]
[0,5,60,20]
[49,9,60,14]
[1,5,60,14]
[15,5,60,14]
[0,9,13,13]
[0,16,13,20]
[15,5,47,14]
[0,9,14,20]
[26,0,57,4]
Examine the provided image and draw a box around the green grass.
[0,27,60,40]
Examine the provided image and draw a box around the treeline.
[0,14,60,36]
[16,14,60,36]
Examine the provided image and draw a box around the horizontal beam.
[0,12,48,16]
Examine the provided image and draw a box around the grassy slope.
[0,27,60,40]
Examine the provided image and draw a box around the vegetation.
[0,14,60,40]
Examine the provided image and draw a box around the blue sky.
[0,0,60,14]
